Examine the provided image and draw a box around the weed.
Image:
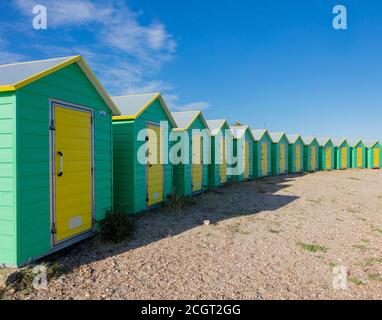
[364,258,382,267]
[348,177,361,181]
[297,242,328,253]
[165,193,196,211]
[371,225,382,235]
[352,244,368,251]
[98,210,134,243]
[268,229,280,234]
[368,273,382,283]
[347,208,358,214]
[348,276,363,286]
[329,262,338,268]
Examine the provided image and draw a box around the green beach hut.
[301,137,320,172]
[332,138,351,170]
[349,139,367,169]
[251,129,272,178]
[171,111,210,196]
[0,56,120,267]
[206,119,232,188]
[286,134,304,174]
[365,140,382,169]
[112,93,177,214]
[229,125,255,181]
[269,132,290,175]
[317,138,335,171]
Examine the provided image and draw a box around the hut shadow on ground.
[43,174,301,272]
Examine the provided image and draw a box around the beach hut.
[112,93,177,214]
[206,119,232,188]
[317,138,335,171]
[332,138,351,170]
[349,139,367,169]
[365,141,382,169]
[286,134,304,174]
[302,137,320,172]
[0,56,120,267]
[251,129,272,178]
[270,132,290,175]
[171,111,210,196]
[229,125,255,181]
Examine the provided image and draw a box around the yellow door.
[357,147,363,167]
[279,144,285,173]
[147,124,163,206]
[192,132,202,192]
[325,147,331,169]
[310,146,316,170]
[219,136,227,183]
[261,142,268,176]
[295,144,301,172]
[243,141,250,179]
[340,147,347,169]
[374,148,380,168]
[53,104,92,243]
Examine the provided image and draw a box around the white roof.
[332,138,347,147]
[347,139,363,147]
[251,129,267,141]
[171,110,209,130]
[316,138,332,146]
[0,56,120,115]
[112,93,158,116]
[206,119,226,135]
[286,134,301,144]
[269,132,288,143]
[230,125,252,139]
[301,136,316,145]
[0,56,73,86]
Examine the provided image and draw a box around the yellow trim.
[112,93,160,121]
[0,56,80,91]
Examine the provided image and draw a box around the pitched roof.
[301,136,317,145]
[0,56,120,115]
[206,119,227,135]
[364,140,380,148]
[347,139,364,147]
[112,93,176,126]
[286,134,302,144]
[269,132,289,143]
[316,138,332,146]
[230,125,254,140]
[251,129,267,141]
[331,138,348,147]
[171,110,209,130]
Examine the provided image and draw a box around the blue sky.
[0,0,381,140]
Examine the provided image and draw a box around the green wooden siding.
[0,92,17,266]
[350,142,367,168]
[334,143,351,169]
[13,63,113,266]
[319,142,335,171]
[208,122,230,188]
[303,141,319,172]
[271,136,289,175]
[229,130,254,182]
[253,134,272,178]
[366,143,382,168]
[113,98,174,214]
[288,138,304,173]
[173,115,209,196]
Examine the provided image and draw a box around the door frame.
[49,99,95,247]
[145,121,165,207]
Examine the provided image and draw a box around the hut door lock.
[51,223,57,234]
[57,151,64,177]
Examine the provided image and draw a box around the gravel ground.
[3,169,382,300]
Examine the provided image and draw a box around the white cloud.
[163,94,210,112]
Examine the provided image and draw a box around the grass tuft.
[297,242,327,253]
[99,210,134,243]
[348,276,364,286]
[165,193,197,211]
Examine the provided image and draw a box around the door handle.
[57,151,63,177]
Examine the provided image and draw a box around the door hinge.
[49,120,56,131]
[51,223,56,234]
